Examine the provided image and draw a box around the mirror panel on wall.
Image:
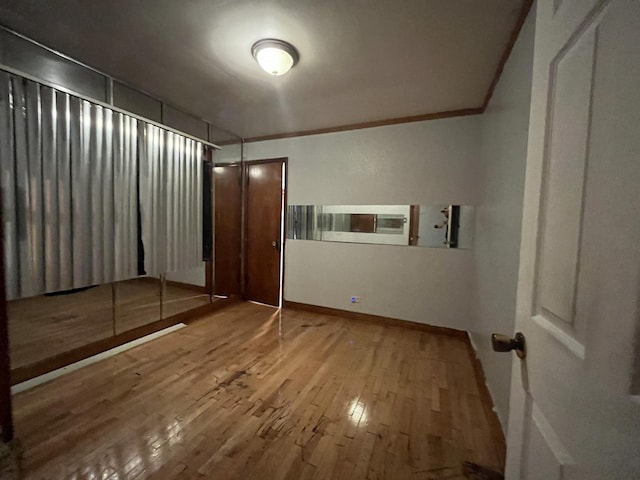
[7,285,114,369]
[7,269,214,372]
[288,205,474,249]
[0,68,238,382]
[162,264,211,319]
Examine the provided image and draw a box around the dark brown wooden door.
[245,160,284,306]
[214,164,242,296]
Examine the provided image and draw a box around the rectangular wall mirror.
[287,205,474,249]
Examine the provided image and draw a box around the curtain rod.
[0,64,221,150]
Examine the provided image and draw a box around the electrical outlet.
[350,296,361,304]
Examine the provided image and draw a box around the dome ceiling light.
[251,39,299,76]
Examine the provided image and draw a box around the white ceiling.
[0,0,527,140]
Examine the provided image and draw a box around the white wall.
[470,10,536,430]
[244,116,481,330]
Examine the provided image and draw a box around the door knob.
[272,240,279,249]
[491,332,526,359]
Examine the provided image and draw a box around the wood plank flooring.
[12,302,505,479]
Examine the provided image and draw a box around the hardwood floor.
[8,279,210,369]
[12,302,505,479]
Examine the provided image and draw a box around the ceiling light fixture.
[251,39,299,76]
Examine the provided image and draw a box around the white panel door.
[505,1,640,479]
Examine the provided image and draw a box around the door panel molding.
[536,25,597,330]
[531,314,585,359]
[523,404,574,479]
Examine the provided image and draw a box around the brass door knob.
[491,332,526,359]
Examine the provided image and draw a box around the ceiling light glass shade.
[252,39,299,76]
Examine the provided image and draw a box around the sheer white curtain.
[0,72,205,300]
[0,73,139,300]
[139,124,203,276]
[112,111,139,281]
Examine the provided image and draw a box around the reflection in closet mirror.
[114,277,162,334]
[0,70,224,381]
[8,285,115,369]
[287,205,474,249]
[162,264,211,319]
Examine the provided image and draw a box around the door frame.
[204,146,215,297]
[242,158,288,306]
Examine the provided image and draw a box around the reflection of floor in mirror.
[12,302,506,479]
[162,283,211,320]
[8,278,212,370]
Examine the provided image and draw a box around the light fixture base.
[251,38,299,76]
